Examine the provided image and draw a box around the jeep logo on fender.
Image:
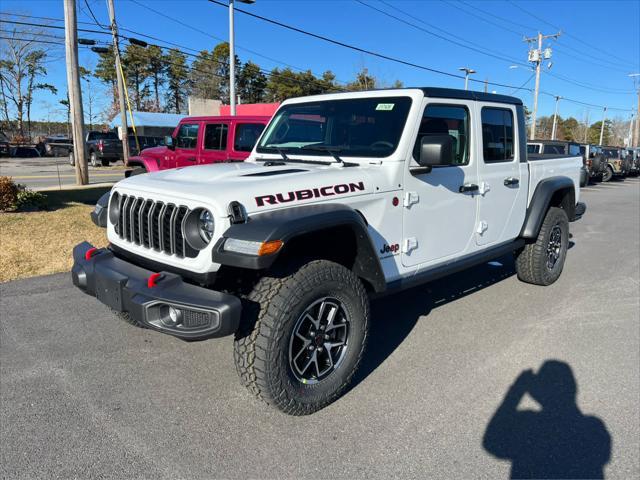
[255,181,365,207]
[379,243,400,255]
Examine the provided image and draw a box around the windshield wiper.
[298,146,357,167]
[257,148,332,166]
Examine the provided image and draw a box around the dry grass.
[0,188,110,283]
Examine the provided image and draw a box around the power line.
[510,72,536,95]
[439,0,525,37]
[356,0,529,67]
[82,0,109,30]
[544,70,635,94]
[507,0,637,68]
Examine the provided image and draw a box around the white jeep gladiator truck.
[73,87,585,415]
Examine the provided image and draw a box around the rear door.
[229,122,266,161]
[174,122,201,168]
[475,104,528,246]
[199,122,229,164]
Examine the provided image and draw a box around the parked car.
[69,131,123,167]
[125,115,270,176]
[39,135,73,157]
[527,140,587,187]
[623,147,639,176]
[601,146,629,181]
[580,144,607,181]
[74,87,585,415]
[0,131,10,157]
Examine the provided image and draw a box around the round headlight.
[108,191,120,225]
[199,209,214,243]
[184,208,215,250]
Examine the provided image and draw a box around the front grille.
[115,194,198,258]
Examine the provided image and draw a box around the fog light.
[161,306,183,327]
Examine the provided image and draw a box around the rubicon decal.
[255,181,365,207]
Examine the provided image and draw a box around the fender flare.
[128,155,158,172]
[212,203,386,292]
[520,176,575,239]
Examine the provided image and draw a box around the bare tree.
[0,25,59,139]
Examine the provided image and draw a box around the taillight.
[98,140,104,152]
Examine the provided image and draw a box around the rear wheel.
[515,207,569,286]
[90,151,99,168]
[68,151,75,166]
[233,259,369,415]
[602,165,613,182]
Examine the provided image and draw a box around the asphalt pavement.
[0,155,125,190]
[1,179,638,479]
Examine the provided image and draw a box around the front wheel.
[515,207,569,286]
[233,260,369,415]
[602,165,613,182]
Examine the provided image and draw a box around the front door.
[402,100,479,268]
[174,122,201,168]
[475,104,527,246]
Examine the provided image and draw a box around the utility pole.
[631,74,640,147]
[551,95,561,140]
[484,78,488,93]
[228,1,255,115]
[599,106,607,146]
[628,114,634,147]
[583,110,590,143]
[524,31,561,140]
[63,0,88,185]
[107,0,130,165]
[458,67,476,90]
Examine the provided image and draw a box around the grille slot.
[116,194,197,258]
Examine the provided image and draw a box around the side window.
[234,123,265,152]
[569,144,581,156]
[545,145,564,155]
[527,144,540,154]
[204,123,229,150]
[175,123,199,149]
[481,108,514,163]
[413,104,469,165]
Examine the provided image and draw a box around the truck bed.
[527,155,582,206]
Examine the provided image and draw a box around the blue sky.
[1,0,638,123]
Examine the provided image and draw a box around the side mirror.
[418,135,455,168]
[164,135,175,150]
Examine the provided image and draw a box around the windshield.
[257,97,412,158]
[89,131,119,141]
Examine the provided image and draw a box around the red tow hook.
[147,273,164,289]
[84,247,98,261]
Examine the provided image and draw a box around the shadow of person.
[483,360,611,479]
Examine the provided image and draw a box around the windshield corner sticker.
[375,103,395,111]
[255,181,365,207]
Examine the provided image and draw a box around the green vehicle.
[601,147,629,181]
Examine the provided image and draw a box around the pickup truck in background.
[125,115,270,176]
[74,87,585,415]
[527,139,588,187]
[69,131,122,167]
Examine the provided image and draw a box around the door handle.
[504,177,520,186]
[459,183,479,193]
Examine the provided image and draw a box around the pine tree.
[165,49,188,113]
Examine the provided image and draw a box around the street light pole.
[229,0,255,116]
[599,106,607,146]
[107,0,130,165]
[458,67,476,90]
[630,73,640,147]
[551,95,561,140]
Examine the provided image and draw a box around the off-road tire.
[69,151,75,166]
[130,167,146,176]
[233,259,369,415]
[602,165,613,182]
[90,151,99,168]
[515,207,569,286]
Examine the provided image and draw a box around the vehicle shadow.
[483,360,611,479]
[351,254,516,387]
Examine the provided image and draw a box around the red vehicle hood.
[138,146,167,159]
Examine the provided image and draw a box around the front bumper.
[71,242,241,340]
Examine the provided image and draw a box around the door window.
[204,123,229,150]
[569,144,581,156]
[544,144,565,155]
[527,144,540,154]
[234,123,266,152]
[413,104,469,165]
[481,108,514,162]
[175,123,199,149]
